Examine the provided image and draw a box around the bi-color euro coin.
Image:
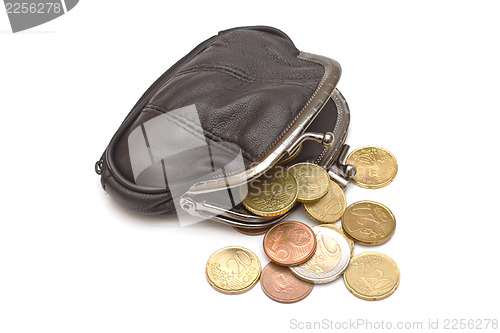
[289,226,350,284]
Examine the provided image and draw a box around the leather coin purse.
[95,26,355,228]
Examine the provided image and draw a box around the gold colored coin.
[342,201,396,245]
[313,224,354,257]
[277,144,302,165]
[205,246,261,295]
[242,167,298,217]
[303,180,346,223]
[288,163,329,202]
[344,251,400,301]
[346,146,398,189]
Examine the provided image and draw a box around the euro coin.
[263,221,316,266]
[313,224,354,257]
[346,146,398,189]
[288,163,329,202]
[242,167,298,217]
[276,144,302,165]
[260,262,313,303]
[303,180,346,223]
[233,226,271,236]
[289,226,350,284]
[342,201,396,245]
[205,246,261,295]
[344,251,400,301]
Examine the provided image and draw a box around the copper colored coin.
[263,221,316,266]
[260,262,313,303]
[233,226,271,236]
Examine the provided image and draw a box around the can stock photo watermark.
[289,317,499,331]
[3,0,78,32]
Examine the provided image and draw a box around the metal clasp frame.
[180,52,355,228]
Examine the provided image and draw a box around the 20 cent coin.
[205,246,261,295]
[342,201,396,245]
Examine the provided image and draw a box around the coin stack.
[205,146,400,302]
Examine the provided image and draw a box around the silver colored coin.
[289,226,350,284]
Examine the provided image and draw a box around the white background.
[1,1,499,332]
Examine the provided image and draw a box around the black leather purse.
[95,26,355,228]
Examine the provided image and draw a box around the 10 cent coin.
[304,180,346,223]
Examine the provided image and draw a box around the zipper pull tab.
[95,158,104,175]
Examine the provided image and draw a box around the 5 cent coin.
[260,262,313,303]
[263,221,316,266]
